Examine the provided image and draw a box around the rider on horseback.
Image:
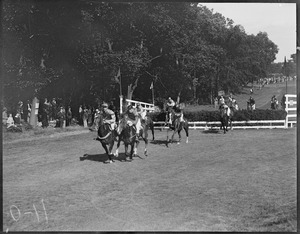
[101,102,116,130]
[166,97,175,124]
[174,103,184,122]
[136,103,146,121]
[124,104,141,134]
[219,95,231,117]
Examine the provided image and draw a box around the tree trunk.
[127,77,139,100]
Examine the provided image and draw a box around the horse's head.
[116,116,127,135]
[97,113,111,136]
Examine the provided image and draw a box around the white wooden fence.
[285,94,297,128]
[125,99,155,112]
[119,96,155,114]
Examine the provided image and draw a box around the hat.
[102,103,108,108]
[127,105,133,110]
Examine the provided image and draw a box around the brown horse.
[95,114,116,163]
[114,116,137,160]
[144,114,155,141]
[166,110,189,147]
[220,105,229,134]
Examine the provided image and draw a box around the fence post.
[120,95,123,114]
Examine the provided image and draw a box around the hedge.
[149,109,287,122]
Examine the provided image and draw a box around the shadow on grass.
[202,129,221,134]
[80,152,144,163]
[150,139,168,147]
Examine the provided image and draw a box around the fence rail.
[125,99,155,112]
[285,94,297,128]
[153,120,287,130]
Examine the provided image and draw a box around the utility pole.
[284,56,287,94]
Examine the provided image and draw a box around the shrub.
[149,109,287,122]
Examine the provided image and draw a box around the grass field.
[185,79,297,112]
[3,128,297,231]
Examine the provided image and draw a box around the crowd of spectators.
[2,97,118,132]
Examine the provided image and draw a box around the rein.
[98,131,112,140]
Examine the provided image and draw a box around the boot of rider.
[227,108,231,117]
[136,119,142,135]
[168,113,172,124]
[180,113,184,122]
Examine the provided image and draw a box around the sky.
[199,3,296,63]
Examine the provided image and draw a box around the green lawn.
[185,79,296,112]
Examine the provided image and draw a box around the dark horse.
[95,114,116,163]
[220,105,229,134]
[166,110,189,147]
[144,114,155,141]
[114,116,137,160]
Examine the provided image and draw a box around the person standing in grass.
[66,106,72,127]
[57,106,65,128]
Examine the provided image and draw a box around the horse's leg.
[166,128,170,147]
[170,129,176,143]
[143,130,148,156]
[114,137,121,157]
[177,130,181,144]
[125,143,129,156]
[184,122,189,143]
[134,139,139,157]
[102,142,113,163]
[150,122,155,141]
[130,142,135,159]
[108,139,115,161]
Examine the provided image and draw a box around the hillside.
[185,79,297,112]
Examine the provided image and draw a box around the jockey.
[232,98,239,111]
[249,96,255,110]
[166,97,175,124]
[219,96,230,117]
[101,102,116,130]
[174,103,184,122]
[219,95,225,106]
[136,103,146,120]
[124,104,141,133]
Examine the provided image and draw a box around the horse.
[94,114,116,163]
[135,116,151,156]
[166,110,189,147]
[114,116,138,160]
[220,105,229,134]
[144,114,155,141]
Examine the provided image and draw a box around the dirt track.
[3,128,297,231]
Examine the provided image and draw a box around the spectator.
[271,95,276,110]
[42,98,51,128]
[7,114,15,128]
[248,96,255,110]
[66,106,72,126]
[83,106,88,128]
[78,105,83,126]
[57,106,65,128]
[14,113,21,125]
[2,107,8,126]
[87,107,93,127]
[51,98,57,121]
[17,101,24,120]
[23,100,31,123]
